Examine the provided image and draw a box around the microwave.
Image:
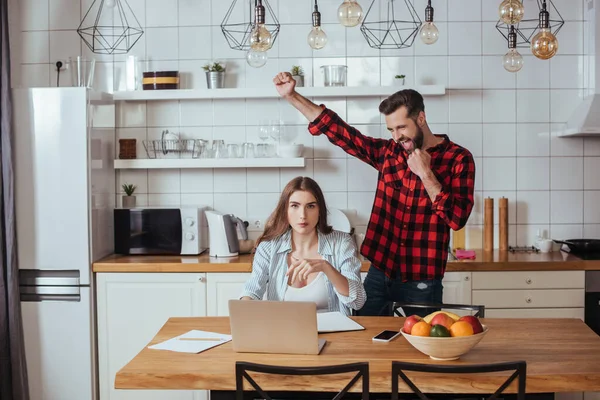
[114,207,207,255]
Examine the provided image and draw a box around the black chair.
[392,302,486,318]
[391,360,526,400]
[235,361,369,400]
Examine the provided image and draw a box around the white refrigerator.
[13,87,115,400]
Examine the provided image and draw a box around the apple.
[402,315,422,334]
[458,315,484,334]
[430,313,455,331]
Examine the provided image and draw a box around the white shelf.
[112,85,446,101]
[113,158,305,169]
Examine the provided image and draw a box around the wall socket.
[55,60,68,71]
[247,218,264,232]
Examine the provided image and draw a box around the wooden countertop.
[93,249,600,273]
[115,317,600,393]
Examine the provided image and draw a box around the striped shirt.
[241,229,367,316]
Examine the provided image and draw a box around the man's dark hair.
[378,89,425,119]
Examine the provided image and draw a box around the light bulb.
[105,0,116,8]
[531,28,558,60]
[307,26,328,50]
[420,22,439,45]
[503,48,524,72]
[337,0,363,27]
[498,0,525,25]
[250,24,272,52]
[246,49,268,68]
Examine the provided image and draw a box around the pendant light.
[77,0,143,54]
[249,0,272,51]
[530,0,558,59]
[220,0,280,51]
[498,0,525,25]
[308,0,328,50]
[360,0,421,49]
[338,0,363,27]
[503,25,524,72]
[420,0,439,45]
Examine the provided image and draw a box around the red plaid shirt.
[308,108,475,282]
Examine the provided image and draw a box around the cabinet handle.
[464,276,470,281]
[198,277,205,282]
[526,278,532,284]
[525,297,532,303]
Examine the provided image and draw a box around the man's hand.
[273,72,296,98]
[286,257,331,285]
[407,149,432,179]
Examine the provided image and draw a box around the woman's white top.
[241,229,366,316]
[283,272,330,312]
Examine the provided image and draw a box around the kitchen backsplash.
[11,0,600,248]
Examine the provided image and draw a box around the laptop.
[228,300,327,355]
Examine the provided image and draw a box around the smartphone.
[372,329,401,342]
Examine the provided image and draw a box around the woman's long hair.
[255,176,332,248]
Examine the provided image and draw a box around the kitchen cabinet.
[96,273,208,400]
[206,273,252,316]
[442,272,472,313]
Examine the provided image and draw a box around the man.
[273,72,476,317]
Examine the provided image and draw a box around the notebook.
[317,311,365,333]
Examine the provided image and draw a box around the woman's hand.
[286,257,332,285]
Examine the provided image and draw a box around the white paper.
[148,330,232,354]
[317,311,365,333]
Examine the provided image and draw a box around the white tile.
[552,0,583,20]
[313,133,349,159]
[423,95,449,124]
[448,90,482,123]
[179,27,212,60]
[347,98,381,125]
[556,21,584,55]
[116,102,146,128]
[380,57,415,87]
[21,32,49,64]
[20,64,50,87]
[447,0,480,21]
[550,225,584,242]
[148,170,180,193]
[280,159,315,190]
[91,61,114,93]
[516,191,550,224]
[448,22,482,55]
[49,31,80,67]
[516,157,550,190]
[414,22,449,56]
[415,56,448,86]
[583,224,600,238]
[245,99,281,128]
[550,89,584,123]
[314,158,347,191]
[116,128,146,159]
[346,22,385,58]
[346,159,377,192]
[213,99,246,126]
[181,194,214,210]
[214,169,246,193]
[247,193,280,219]
[146,28,179,60]
[481,0,502,21]
[180,100,213,126]
[448,56,482,89]
[247,169,280,193]
[213,193,247,219]
[550,56,584,89]
[483,158,516,191]
[278,0,311,24]
[20,0,49,30]
[277,125,314,155]
[117,170,148,193]
[122,0,146,28]
[584,191,600,223]
[483,124,516,157]
[584,139,600,156]
[146,0,178,27]
[482,191,517,224]
[49,0,80,30]
[179,0,211,26]
[312,24,346,58]
[550,190,584,224]
[212,126,245,143]
[346,57,380,87]
[448,124,482,157]
[278,24,314,58]
[467,192,484,225]
[517,56,550,89]
[148,194,181,206]
[551,157,583,190]
[315,0,347,24]
[465,225,483,248]
[323,192,348,209]
[180,170,214,193]
[347,191,376,226]
[146,101,180,127]
[516,123,551,156]
[483,90,516,123]
[211,26,245,60]
[584,157,600,189]
[516,90,550,123]
[483,56,516,89]
[482,21,507,56]
[550,124,584,156]
[221,59,246,89]
[312,97,347,120]
[516,224,550,247]
[245,59,282,89]
[313,58,348,87]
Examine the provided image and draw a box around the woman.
[240,177,366,315]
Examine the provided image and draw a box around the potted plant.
[203,61,226,89]
[122,183,137,208]
[291,65,304,87]
[394,74,406,86]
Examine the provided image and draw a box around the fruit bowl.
[400,325,489,361]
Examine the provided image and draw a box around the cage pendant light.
[221,0,280,51]
[360,0,421,50]
[77,0,143,55]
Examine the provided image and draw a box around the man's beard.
[399,125,424,154]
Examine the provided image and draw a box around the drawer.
[473,289,584,308]
[485,308,585,320]
[472,271,585,290]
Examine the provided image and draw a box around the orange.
[449,321,474,337]
[411,321,431,337]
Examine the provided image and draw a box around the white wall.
[13,0,600,248]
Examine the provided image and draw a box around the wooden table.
[115,317,600,396]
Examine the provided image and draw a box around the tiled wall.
[12,0,600,247]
